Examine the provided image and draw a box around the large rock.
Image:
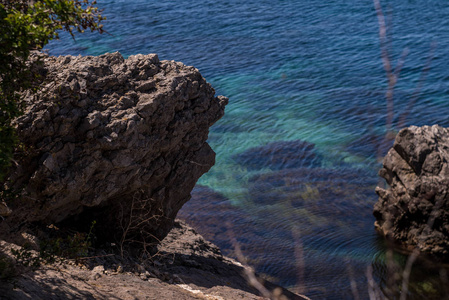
[5,52,227,242]
[374,125,449,257]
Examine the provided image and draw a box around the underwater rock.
[248,167,376,210]
[6,52,227,243]
[177,185,252,253]
[232,140,321,171]
[374,125,449,258]
[179,171,378,296]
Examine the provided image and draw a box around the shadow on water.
[180,183,449,299]
[232,140,322,171]
[180,135,449,299]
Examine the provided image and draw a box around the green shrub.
[0,0,105,180]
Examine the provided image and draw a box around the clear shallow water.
[46,0,449,298]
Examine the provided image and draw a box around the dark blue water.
[46,0,449,298]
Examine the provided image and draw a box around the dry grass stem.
[118,191,163,261]
[366,265,385,300]
[292,227,306,295]
[229,233,272,299]
[373,0,409,134]
[398,42,436,128]
[346,263,361,300]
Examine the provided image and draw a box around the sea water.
[46,0,449,298]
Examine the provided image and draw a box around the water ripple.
[46,0,449,298]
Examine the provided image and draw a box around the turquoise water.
[46,0,449,298]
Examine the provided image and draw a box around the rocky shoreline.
[0,51,308,299]
[374,125,449,259]
[0,220,308,300]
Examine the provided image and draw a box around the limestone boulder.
[374,125,449,257]
[5,52,227,242]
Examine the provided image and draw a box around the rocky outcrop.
[0,220,307,300]
[5,52,227,242]
[374,125,449,257]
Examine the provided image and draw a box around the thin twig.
[347,262,361,300]
[77,253,115,260]
[384,249,397,299]
[228,229,272,299]
[374,0,395,133]
[118,191,163,261]
[398,249,419,300]
[366,265,384,300]
[398,42,436,128]
[373,0,409,160]
[399,189,447,300]
[292,226,306,295]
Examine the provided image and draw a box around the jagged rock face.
[374,125,449,258]
[7,52,227,242]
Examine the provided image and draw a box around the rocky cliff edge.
[4,51,227,244]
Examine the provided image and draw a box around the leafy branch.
[0,0,105,180]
